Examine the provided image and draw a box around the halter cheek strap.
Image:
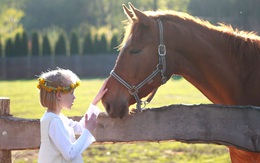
[158,19,167,82]
[110,19,167,113]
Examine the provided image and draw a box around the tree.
[31,31,40,56]
[70,31,79,55]
[82,33,93,55]
[0,40,2,56]
[188,0,232,17]
[93,34,99,54]
[5,38,14,57]
[13,33,22,56]
[110,33,119,54]
[99,33,107,53]
[55,33,67,55]
[23,0,92,31]
[187,0,260,31]
[42,35,52,55]
[0,8,24,42]
[22,0,191,32]
[21,31,28,56]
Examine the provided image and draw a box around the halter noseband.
[110,19,167,113]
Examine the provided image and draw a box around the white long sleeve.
[47,104,100,161]
[49,117,95,161]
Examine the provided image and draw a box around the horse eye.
[129,49,141,54]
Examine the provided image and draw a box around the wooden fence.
[1,97,260,162]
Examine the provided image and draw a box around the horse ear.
[123,3,152,26]
[122,4,134,21]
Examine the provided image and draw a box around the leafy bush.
[70,31,79,55]
[93,34,99,54]
[110,33,119,54]
[82,33,93,55]
[5,38,14,57]
[0,8,24,43]
[41,26,66,51]
[31,31,40,56]
[21,31,29,56]
[14,33,22,56]
[99,33,107,53]
[0,41,2,56]
[42,34,52,55]
[54,33,67,55]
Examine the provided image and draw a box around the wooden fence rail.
[1,97,260,162]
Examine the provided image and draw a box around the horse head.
[101,3,260,163]
[101,3,171,118]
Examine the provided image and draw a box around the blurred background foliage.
[0,0,259,56]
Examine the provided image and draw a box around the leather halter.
[110,19,167,113]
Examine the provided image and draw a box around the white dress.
[38,104,100,163]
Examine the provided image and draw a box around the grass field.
[0,78,231,163]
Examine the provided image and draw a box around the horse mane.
[120,10,260,59]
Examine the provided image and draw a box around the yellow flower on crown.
[57,86,62,92]
[37,78,80,93]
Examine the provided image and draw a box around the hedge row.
[1,31,120,57]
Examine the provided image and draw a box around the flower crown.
[37,78,80,93]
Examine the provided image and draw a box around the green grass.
[0,78,231,163]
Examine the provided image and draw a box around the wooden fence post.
[0,97,11,163]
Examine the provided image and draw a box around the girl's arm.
[66,79,108,133]
[66,104,101,134]
[49,118,95,161]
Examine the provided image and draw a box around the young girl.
[37,68,108,163]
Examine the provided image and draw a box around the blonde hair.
[37,68,80,110]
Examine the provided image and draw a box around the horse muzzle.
[102,97,129,119]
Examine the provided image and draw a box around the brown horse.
[101,3,260,163]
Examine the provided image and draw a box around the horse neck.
[165,20,243,105]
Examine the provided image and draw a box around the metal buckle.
[158,44,166,56]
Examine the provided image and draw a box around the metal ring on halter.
[140,101,148,109]
[156,63,163,71]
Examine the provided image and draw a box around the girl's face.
[59,89,76,110]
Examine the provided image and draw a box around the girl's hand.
[85,114,98,132]
[92,79,108,105]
